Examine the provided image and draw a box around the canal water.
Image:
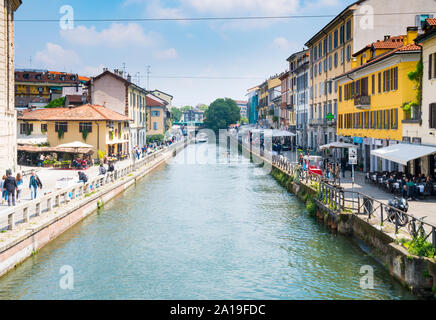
[0,143,414,299]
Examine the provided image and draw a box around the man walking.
[29,171,42,200]
[3,170,18,206]
[341,158,347,178]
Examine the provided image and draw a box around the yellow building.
[146,94,167,136]
[17,104,129,158]
[335,27,421,172]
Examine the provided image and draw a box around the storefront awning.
[370,143,436,166]
[107,140,129,145]
[319,142,356,150]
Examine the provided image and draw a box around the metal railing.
[0,139,188,232]
[270,154,436,250]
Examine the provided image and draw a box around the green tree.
[204,98,240,132]
[240,117,248,124]
[198,104,208,112]
[171,107,182,123]
[181,105,193,112]
[44,97,66,108]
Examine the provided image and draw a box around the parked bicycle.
[408,216,427,238]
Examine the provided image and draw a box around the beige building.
[402,19,436,176]
[0,0,21,174]
[91,69,147,150]
[305,0,436,151]
[146,94,166,136]
[151,90,172,132]
[18,104,129,158]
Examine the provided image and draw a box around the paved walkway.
[339,171,436,226]
[278,150,436,226]
[0,158,135,212]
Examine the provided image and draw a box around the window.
[340,49,344,64]
[319,62,322,75]
[310,48,314,63]
[334,30,338,48]
[346,45,351,61]
[79,122,92,133]
[41,123,47,133]
[55,122,68,132]
[429,103,436,129]
[314,65,317,77]
[346,20,351,41]
[384,110,390,129]
[393,67,398,90]
[339,85,342,102]
[328,81,332,94]
[153,122,158,130]
[328,56,332,70]
[334,52,338,68]
[392,108,398,129]
[378,72,381,93]
[151,110,160,117]
[371,74,375,95]
[328,34,332,52]
[323,59,327,72]
[314,45,318,61]
[340,25,345,44]
[20,123,33,135]
[323,38,327,56]
[318,42,322,58]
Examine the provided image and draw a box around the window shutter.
[430,103,436,129]
[429,54,433,80]
[434,53,436,79]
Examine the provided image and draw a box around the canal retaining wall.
[239,139,436,298]
[0,140,189,278]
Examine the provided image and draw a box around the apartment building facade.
[287,50,309,148]
[305,0,435,152]
[336,28,421,173]
[91,69,147,151]
[0,0,21,175]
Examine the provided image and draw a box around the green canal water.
[0,143,415,299]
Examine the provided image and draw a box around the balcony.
[401,105,422,124]
[354,95,371,109]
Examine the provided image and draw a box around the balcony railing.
[402,105,422,124]
[354,95,371,109]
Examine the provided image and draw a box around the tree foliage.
[44,97,66,108]
[204,98,240,132]
[171,107,182,122]
[181,105,193,112]
[198,104,209,112]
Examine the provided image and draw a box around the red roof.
[146,95,164,107]
[354,35,405,56]
[18,104,128,121]
[235,100,248,105]
[427,18,436,26]
[337,43,421,80]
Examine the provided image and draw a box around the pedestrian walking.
[3,170,18,206]
[16,173,23,202]
[1,175,7,204]
[341,158,347,178]
[99,163,107,175]
[29,171,42,200]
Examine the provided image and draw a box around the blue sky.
[14,0,355,107]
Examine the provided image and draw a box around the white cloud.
[182,0,300,15]
[146,0,185,20]
[154,48,179,60]
[34,43,81,71]
[273,37,291,50]
[60,23,161,48]
[81,64,106,77]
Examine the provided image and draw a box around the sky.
[14,0,356,107]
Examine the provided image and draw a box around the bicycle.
[407,216,427,238]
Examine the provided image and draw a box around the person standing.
[16,173,23,203]
[3,170,18,206]
[341,158,347,178]
[1,175,7,204]
[29,171,42,200]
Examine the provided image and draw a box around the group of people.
[394,175,434,200]
[1,170,42,207]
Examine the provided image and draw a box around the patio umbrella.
[57,141,94,149]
